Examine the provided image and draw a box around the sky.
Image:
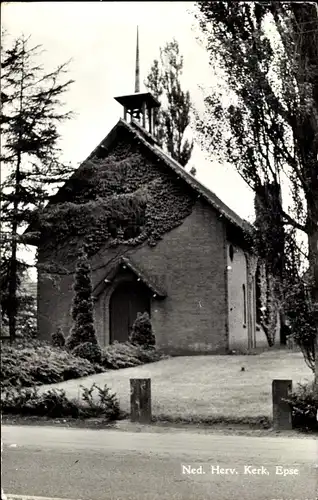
[2,1,256,275]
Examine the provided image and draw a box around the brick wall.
[94,199,228,354]
[37,253,74,341]
[37,198,229,354]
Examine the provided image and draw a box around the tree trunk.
[8,51,24,343]
[307,207,318,385]
[8,150,21,344]
[8,236,18,343]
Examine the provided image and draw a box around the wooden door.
[109,281,150,343]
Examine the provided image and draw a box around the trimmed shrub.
[1,339,163,391]
[51,327,66,348]
[66,247,98,351]
[102,342,143,370]
[101,341,162,370]
[72,342,102,364]
[1,387,79,418]
[0,343,101,389]
[1,383,120,421]
[129,312,155,349]
[132,344,163,363]
[284,382,318,431]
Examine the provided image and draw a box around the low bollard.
[272,379,293,430]
[130,378,151,424]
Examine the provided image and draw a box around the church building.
[29,32,275,354]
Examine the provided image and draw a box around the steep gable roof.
[86,117,253,235]
[124,119,253,235]
[26,117,254,244]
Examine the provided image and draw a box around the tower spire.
[114,25,161,136]
[135,26,140,93]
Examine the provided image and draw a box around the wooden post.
[130,378,151,423]
[272,379,293,430]
[1,414,6,500]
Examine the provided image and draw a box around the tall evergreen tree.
[66,246,98,351]
[145,39,193,167]
[0,33,74,342]
[196,2,318,376]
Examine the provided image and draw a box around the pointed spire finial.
[135,26,140,93]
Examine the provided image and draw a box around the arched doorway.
[109,281,151,343]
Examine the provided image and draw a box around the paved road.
[2,425,318,500]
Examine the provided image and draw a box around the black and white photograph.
[1,2,317,500]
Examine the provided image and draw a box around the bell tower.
[114,26,160,136]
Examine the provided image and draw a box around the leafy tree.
[129,312,155,349]
[283,228,316,372]
[195,2,318,375]
[0,33,74,342]
[145,39,193,167]
[66,246,98,351]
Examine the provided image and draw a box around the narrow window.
[243,284,247,326]
[229,244,234,262]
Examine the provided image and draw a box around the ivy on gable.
[40,141,195,259]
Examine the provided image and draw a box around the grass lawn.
[39,350,312,424]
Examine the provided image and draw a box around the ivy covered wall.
[39,133,196,263]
